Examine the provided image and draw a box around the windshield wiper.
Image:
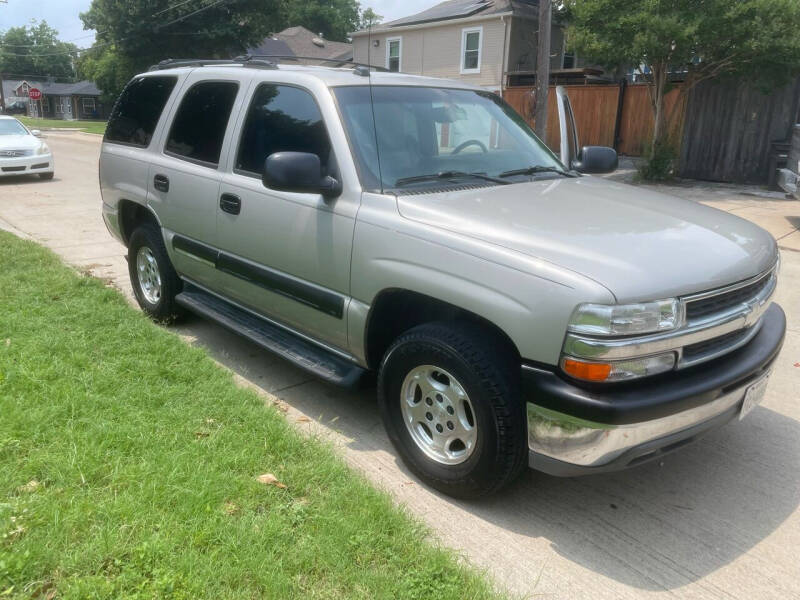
[395,170,510,187]
[498,165,577,178]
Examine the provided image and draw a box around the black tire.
[127,222,184,322]
[378,321,527,498]
[39,172,54,180]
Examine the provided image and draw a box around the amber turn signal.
[562,358,612,382]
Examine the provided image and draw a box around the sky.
[0,0,434,48]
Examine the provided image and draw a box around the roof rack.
[148,56,277,71]
[244,54,390,74]
[148,55,391,75]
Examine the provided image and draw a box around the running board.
[175,284,366,389]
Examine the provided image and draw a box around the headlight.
[567,298,682,336]
[36,143,50,155]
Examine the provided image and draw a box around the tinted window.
[166,81,238,165]
[105,76,177,147]
[236,84,331,175]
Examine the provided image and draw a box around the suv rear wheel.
[378,321,527,498]
[128,222,183,322]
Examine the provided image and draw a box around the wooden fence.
[504,78,800,183]
[503,83,685,157]
[678,78,800,183]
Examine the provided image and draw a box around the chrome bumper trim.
[562,268,777,369]
[527,376,760,467]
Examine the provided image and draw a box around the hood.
[0,134,41,150]
[396,177,778,302]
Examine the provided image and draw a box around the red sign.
[28,88,42,101]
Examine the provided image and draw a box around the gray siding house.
[351,0,583,92]
[2,79,105,120]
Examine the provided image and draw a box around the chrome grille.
[685,270,773,321]
[0,149,32,158]
[682,327,752,361]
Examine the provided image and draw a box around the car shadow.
[0,174,57,185]
[171,313,800,591]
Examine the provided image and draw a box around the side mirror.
[571,146,618,174]
[263,152,342,199]
[31,129,42,137]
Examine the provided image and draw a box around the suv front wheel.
[378,322,527,498]
[128,222,183,322]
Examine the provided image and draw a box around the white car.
[0,115,54,180]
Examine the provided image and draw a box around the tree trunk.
[534,0,551,141]
[648,63,668,156]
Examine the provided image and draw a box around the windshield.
[0,119,29,136]
[333,85,564,193]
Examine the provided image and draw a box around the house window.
[82,98,96,113]
[461,27,482,74]
[386,37,401,72]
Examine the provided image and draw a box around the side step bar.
[175,284,367,389]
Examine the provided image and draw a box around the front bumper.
[524,303,786,476]
[0,153,54,176]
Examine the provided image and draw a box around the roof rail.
[244,54,390,73]
[148,56,277,71]
[148,55,391,75]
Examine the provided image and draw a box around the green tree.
[565,0,800,159]
[0,21,78,78]
[281,0,362,41]
[75,46,135,105]
[79,0,284,100]
[358,7,383,30]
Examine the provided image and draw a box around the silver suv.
[100,58,785,497]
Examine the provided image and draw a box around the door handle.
[153,174,169,193]
[219,193,241,215]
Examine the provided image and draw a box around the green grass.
[0,232,501,600]
[17,116,107,135]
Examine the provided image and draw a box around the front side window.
[333,85,562,193]
[387,38,401,72]
[105,76,177,147]
[235,84,331,175]
[461,28,481,73]
[166,81,238,166]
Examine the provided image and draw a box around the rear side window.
[165,81,239,166]
[105,76,177,147]
[235,84,331,175]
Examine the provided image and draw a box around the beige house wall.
[353,16,510,90]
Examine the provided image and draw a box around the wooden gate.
[678,78,800,183]
[502,83,685,157]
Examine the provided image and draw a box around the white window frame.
[460,26,483,74]
[386,36,402,72]
[82,97,96,113]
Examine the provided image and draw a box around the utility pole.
[534,0,552,141]
[0,0,6,112]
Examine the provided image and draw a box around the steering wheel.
[451,139,488,155]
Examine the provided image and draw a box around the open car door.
[554,86,619,174]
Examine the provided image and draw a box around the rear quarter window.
[105,76,177,147]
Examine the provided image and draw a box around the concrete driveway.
[2,131,799,599]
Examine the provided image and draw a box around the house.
[351,0,587,92]
[248,26,353,64]
[2,78,106,120]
